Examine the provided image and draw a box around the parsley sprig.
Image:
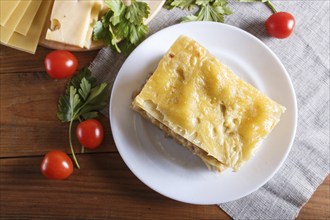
[57,68,109,168]
[93,0,150,54]
[165,0,232,23]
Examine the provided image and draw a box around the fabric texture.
[89,1,330,219]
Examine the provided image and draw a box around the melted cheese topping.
[133,35,285,171]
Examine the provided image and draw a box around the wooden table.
[0,45,329,219]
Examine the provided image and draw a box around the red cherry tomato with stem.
[41,150,73,180]
[76,119,104,149]
[44,50,78,79]
[264,1,295,39]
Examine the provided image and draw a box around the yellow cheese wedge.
[0,0,20,26]
[46,0,97,48]
[2,0,32,31]
[0,0,52,54]
[15,0,42,36]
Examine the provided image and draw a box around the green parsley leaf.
[93,20,114,47]
[93,0,150,54]
[125,0,150,25]
[165,0,232,23]
[80,83,109,114]
[57,86,81,122]
[69,67,96,92]
[106,0,125,25]
[183,5,222,22]
[237,0,268,2]
[117,19,148,45]
[78,78,92,101]
[195,0,213,6]
[164,0,175,9]
[57,94,71,122]
[81,112,99,120]
[166,0,197,10]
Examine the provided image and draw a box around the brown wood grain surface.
[0,45,329,219]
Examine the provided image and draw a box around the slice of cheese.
[0,25,14,44]
[1,0,52,54]
[15,0,42,36]
[46,0,97,48]
[0,0,20,26]
[2,0,32,31]
[84,0,103,49]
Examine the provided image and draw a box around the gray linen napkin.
[89,1,330,219]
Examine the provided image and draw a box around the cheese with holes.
[132,35,286,172]
[84,0,104,49]
[46,0,103,49]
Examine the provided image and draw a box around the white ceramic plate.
[110,22,297,204]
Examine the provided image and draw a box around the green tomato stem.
[265,0,277,13]
[69,119,80,169]
[78,116,85,154]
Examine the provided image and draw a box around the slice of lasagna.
[132,35,285,172]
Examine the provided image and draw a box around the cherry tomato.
[76,119,104,149]
[44,50,78,79]
[265,12,295,39]
[41,150,73,180]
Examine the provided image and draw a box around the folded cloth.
[89,1,330,219]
